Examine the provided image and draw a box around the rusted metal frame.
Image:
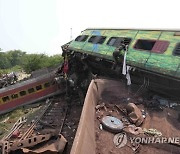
[10,133,53,151]
[3,117,27,141]
[0,99,66,153]
[0,141,9,154]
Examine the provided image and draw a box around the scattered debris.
[121,116,130,126]
[0,72,18,89]
[11,129,20,138]
[169,102,178,108]
[95,103,107,111]
[101,116,124,133]
[0,117,10,124]
[125,103,144,126]
[141,109,147,119]
[92,79,180,154]
[153,95,169,107]
[127,125,143,135]
[143,128,162,137]
[99,124,103,130]
[145,99,163,111]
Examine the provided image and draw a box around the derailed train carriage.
[61,29,180,97]
[0,73,62,114]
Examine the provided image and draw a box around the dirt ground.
[62,101,83,154]
[95,84,180,154]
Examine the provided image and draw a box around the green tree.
[0,49,63,74]
[6,50,26,66]
[0,52,12,69]
[22,54,45,73]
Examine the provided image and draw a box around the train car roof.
[0,73,54,93]
[85,28,180,32]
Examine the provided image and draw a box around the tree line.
[0,50,63,74]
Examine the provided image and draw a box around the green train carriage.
[62,29,180,97]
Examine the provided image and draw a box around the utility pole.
[70,28,72,41]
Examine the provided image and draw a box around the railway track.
[0,97,68,154]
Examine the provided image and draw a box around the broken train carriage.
[61,29,180,97]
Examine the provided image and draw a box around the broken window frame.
[134,39,169,53]
[88,36,106,44]
[174,32,180,36]
[75,35,89,42]
[2,96,10,102]
[107,37,132,47]
[20,91,27,96]
[11,93,19,99]
[28,88,35,94]
[36,85,42,91]
[44,82,50,88]
[173,42,180,56]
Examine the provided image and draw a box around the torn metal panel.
[22,134,67,154]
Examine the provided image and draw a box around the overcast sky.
[0,0,180,55]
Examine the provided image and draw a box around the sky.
[0,0,180,55]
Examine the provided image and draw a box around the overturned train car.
[0,73,62,114]
[61,29,180,97]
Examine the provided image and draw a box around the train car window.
[151,40,169,53]
[20,91,26,96]
[88,36,106,44]
[107,37,117,46]
[123,38,132,46]
[44,82,50,88]
[174,32,180,36]
[134,39,169,53]
[11,94,18,99]
[173,43,180,56]
[2,96,10,102]
[107,37,132,47]
[98,36,106,44]
[28,88,35,93]
[88,36,96,43]
[134,40,156,51]
[75,35,89,42]
[36,85,42,91]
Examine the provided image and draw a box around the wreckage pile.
[95,80,180,154]
[0,98,67,153]
[0,96,82,154]
[0,72,18,89]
